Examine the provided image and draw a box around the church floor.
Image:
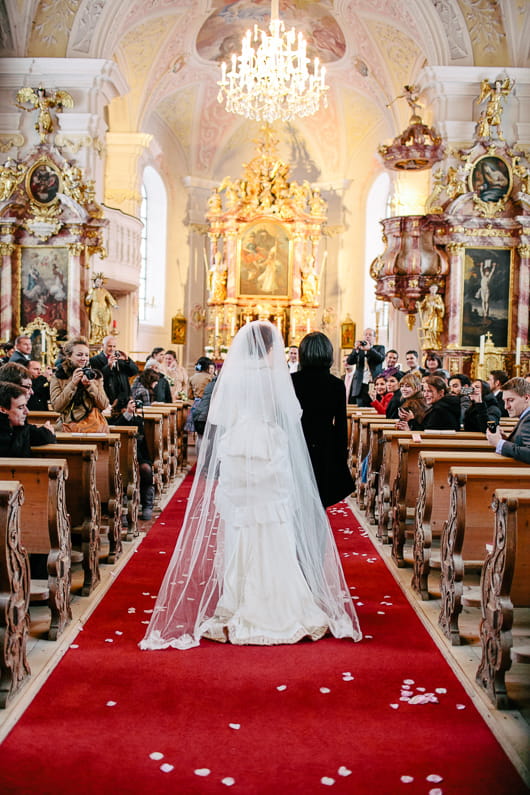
[0,465,528,788]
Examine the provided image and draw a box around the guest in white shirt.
[287,345,299,373]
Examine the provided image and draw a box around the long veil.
[140,321,361,649]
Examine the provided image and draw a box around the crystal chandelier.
[217,0,328,123]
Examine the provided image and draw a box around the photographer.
[346,327,385,407]
[49,336,109,432]
[111,397,155,520]
[90,336,138,407]
[463,379,502,433]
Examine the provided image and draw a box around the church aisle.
[0,473,527,795]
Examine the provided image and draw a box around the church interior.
[1,1,530,792]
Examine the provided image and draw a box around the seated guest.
[487,369,509,417]
[0,362,37,411]
[402,349,426,376]
[384,373,403,419]
[0,382,56,456]
[49,337,109,432]
[398,375,460,431]
[463,379,502,433]
[164,349,188,399]
[395,373,428,430]
[424,352,449,380]
[8,334,32,366]
[486,376,530,463]
[380,349,401,379]
[131,368,160,407]
[368,375,392,414]
[90,336,138,407]
[0,342,14,364]
[448,373,472,424]
[144,359,172,403]
[111,397,155,520]
[27,360,51,410]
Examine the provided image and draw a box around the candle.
[306,319,310,334]
[292,318,296,338]
[276,316,282,334]
[231,316,235,337]
[214,317,219,340]
[516,337,521,366]
[479,334,485,364]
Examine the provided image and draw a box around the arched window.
[364,171,390,335]
[139,166,167,325]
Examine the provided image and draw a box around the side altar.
[205,127,327,354]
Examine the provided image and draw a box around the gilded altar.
[205,126,327,351]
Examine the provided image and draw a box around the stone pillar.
[104,132,154,216]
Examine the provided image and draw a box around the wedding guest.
[463,379,502,433]
[49,337,109,432]
[368,375,392,414]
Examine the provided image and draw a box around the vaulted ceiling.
[2,0,529,183]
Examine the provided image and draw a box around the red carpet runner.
[0,472,526,794]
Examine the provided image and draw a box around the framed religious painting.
[237,221,291,299]
[460,247,512,348]
[25,159,61,205]
[341,316,356,349]
[19,246,69,332]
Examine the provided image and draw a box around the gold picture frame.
[26,158,61,205]
[460,246,512,349]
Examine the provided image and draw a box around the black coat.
[153,375,172,403]
[463,393,502,433]
[292,367,354,508]
[0,414,56,457]
[417,394,461,431]
[90,351,139,405]
[27,375,50,411]
[386,390,402,419]
[346,345,385,400]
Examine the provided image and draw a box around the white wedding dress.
[140,321,361,651]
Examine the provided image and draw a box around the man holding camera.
[90,335,139,407]
[346,327,385,406]
[486,376,530,464]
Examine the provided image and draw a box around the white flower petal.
[115,631,123,636]
[338,766,352,777]
[416,687,426,692]
[160,763,174,773]
[400,775,414,783]
[429,790,443,795]
[390,703,399,709]
[403,679,415,685]
[69,644,79,649]
[320,687,331,694]
[435,688,447,694]
[194,769,211,777]
[276,685,287,691]
[221,777,235,786]
[456,704,466,710]
[105,639,113,643]
[229,723,240,730]
[427,774,443,783]
[321,777,335,786]
[106,701,117,707]
[150,752,164,760]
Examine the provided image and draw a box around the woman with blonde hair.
[49,336,109,431]
[396,372,428,430]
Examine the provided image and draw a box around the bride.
[140,321,361,649]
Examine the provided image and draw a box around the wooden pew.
[27,410,60,425]
[144,406,173,487]
[355,416,394,509]
[0,459,71,641]
[413,449,529,600]
[0,481,30,708]
[55,433,122,563]
[476,488,530,708]
[176,400,191,471]
[362,422,397,523]
[380,431,484,552]
[108,426,140,540]
[439,465,530,645]
[347,407,377,480]
[31,443,100,596]
[152,403,179,480]
[141,413,164,509]
[375,430,484,543]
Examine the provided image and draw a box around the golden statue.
[418,284,445,350]
[301,256,320,305]
[207,187,222,214]
[16,85,74,143]
[85,272,117,344]
[207,251,227,303]
[477,78,513,141]
[0,157,25,201]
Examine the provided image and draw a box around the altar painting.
[238,222,291,298]
[461,247,512,348]
[20,247,68,329]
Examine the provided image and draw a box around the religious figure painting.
[461,247,512,348]
[27,162,61,204]
[238,222,290,298]
[20,247,68,330]
[470,156,511,203]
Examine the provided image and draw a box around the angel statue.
[207,251,227,304]
[16,85,74,143]
[301,256,320,305]
[85,272,117,344]
[477,77,513,141]
[0,157,25,201]
[418,284,445,350]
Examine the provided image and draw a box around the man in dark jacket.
[0,382,56,456]
[487,376,530,463]
[27,359,51,410]
[90,335,138,407]
[346,327,385,406]
[487,369,509,417]
[8,334,32,366]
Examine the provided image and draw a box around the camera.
[360,340,368,347]
[134,399,143,409]
[461,386,474,396]
[487,421,498,433]
[81,367,97,380]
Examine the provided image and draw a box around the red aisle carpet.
[0,472,526,795]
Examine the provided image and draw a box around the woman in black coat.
[397,375,461,431]
[292,332,354,508]
[463,379,502,432]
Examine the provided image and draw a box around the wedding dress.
[140,321,361,650]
